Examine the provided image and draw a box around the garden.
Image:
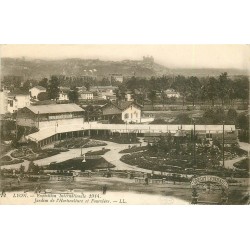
[0,155,24,166]
[120,135,248,177]
[10,147,69,161]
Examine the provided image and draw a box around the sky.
[1,44,249,69]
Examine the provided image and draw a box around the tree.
[237,113,249,142]
[68,87,79,103]
[84,105,102,121]
[187,76,201,106]
[38,78,49,88]
[37,92,49,101]
[47,76,60,100]
[200,107,226,124]
[19,165,25,174]
[160,91,168,107]
[218,72,229,106]
[148,90,157,109]
[173,75,188,106]
[22,80,32,91]
[237,113,249,130]
[175,113,191,124]
[28,161,40,174]
[205,77,218,106]
[114,85,126,103]
[227,108,237,124]
[234,76,249,105]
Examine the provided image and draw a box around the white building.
[0,90,8,114]
[80,91,94,100]
[102,101,142,123]
[29,85,46,99]
[164,89,181,98]
[58,91,69,101]
[8,91,31,113]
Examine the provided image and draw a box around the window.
[8,100,13,107]
[124,113,129,119]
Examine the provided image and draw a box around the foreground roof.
[26,104,84,114]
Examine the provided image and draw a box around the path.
[239,142,250,155]
[0,138,148,172]
[220,157,246,169]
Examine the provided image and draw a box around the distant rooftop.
[80,91,93,94]
[90,85,118,90]
[105,101,142,111]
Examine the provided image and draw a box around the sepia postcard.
[0,44,249,205]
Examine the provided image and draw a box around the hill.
[1,57,247,80]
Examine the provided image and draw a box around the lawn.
[45,157,115,171]
[54,138,107,149]
[86,148,110,156]
[233,157,250,171]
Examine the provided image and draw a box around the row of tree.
[123,73,249,107]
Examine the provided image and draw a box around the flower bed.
[86,148,110,156]
[233,158,250,171]
[91,134,139,144]
[54,138,107,149]
[11,147,68,161]
[119,146,148,154]
[0,157,24,166]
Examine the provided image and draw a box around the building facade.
[80,91,94,100]
[17,103,85,128]
[0,90,8,114]
[7,91,30,113]
[102,101,142,123]
[164,89,181,98]
[58,92,69,101]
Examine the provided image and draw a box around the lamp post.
[222,121,225,168]
[193,119,196,168]
[81,126,84,138]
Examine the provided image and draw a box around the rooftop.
[90,86,118,90]
[105,101,142,111]
[80,91,93,94]
[26,104,84,114]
